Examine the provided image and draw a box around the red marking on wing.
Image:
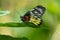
[25,16,29,22]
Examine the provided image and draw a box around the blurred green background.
[0,0,60,40]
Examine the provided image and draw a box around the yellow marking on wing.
[29,16,41,25]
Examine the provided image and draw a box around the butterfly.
[20,5,46,26]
